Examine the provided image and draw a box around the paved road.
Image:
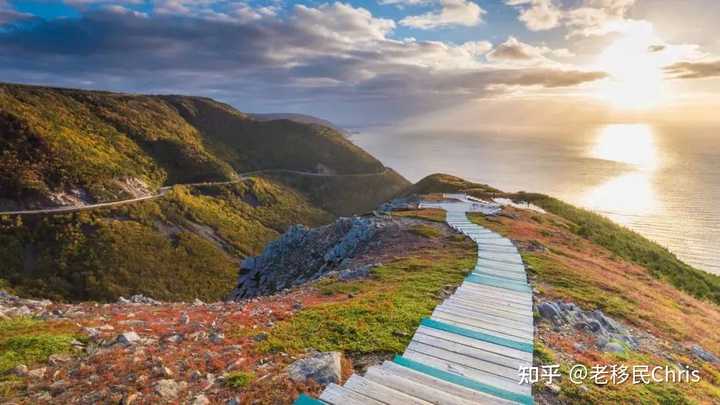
[0,168,390,216]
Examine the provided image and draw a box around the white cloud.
[400,0,485,29]
[506,0,562,31]
[486,36,569,64]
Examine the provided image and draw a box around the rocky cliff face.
[230,216,385,300]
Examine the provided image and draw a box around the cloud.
[505,0,562,31]
[400,0,485,29]
[0,2,606,124]
[664,60,720,79]
[486,36,571,64]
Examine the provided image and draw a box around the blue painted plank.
[294,394,325,405]
[465,274,532,293]
[393,356,534,405]
[421,318,533,353]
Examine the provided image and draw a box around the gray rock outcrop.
[230,217,382,300]
[286,352,343,386]
[537,301,639,352]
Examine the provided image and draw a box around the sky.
[1,0,719,127]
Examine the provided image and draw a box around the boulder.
[691,345,720,364]
[116,331,141,346]
[231,217,383,300]
[287,352,342,386]
[154,379,186,399]
[537,300,639,351]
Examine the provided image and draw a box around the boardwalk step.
[319,383,384,405]
[343,374,433,405]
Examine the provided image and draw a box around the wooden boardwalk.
[295,195,534,404]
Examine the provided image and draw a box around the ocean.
[352,123,720,275]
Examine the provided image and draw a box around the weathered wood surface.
[296,195,534,404]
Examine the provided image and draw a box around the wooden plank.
[473,268,527,282]
[434,306,534,333]
[403,349,531,396]
[391,358,533,405]
[453,288,532,309]
[474,259,526,273]
[439,302,533,323]
[431,312,534,343]
[459,283,533,302]
[478,253,524,265]
[446,296,532,317]
[412,330,531,370]
[465,275,532,294]
[466,274,530,290]
[343,375,433,405]
[407,339,523,382]
[416,326,532,363]
[451,291,532,311]
[364,365,483,405]
[319,384,384,405]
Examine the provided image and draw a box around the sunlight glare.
[591,124,658,169]
[595,25,665,110]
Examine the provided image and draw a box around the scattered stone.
[209,332,225,344]
[252,332,268,342]
[338,263,375,281]
[48,353,72,366]
[691,345,720,364]
[193,299,205,306]
[118,294,161,305]
[165,334,183,344]
[27,367,47,379]
[121,393,139,405]
[603,342,626,354]
[286,351,342,386]
[546,383,561,394]
[12,364,28,377]
[116,331,141,346]
[537,300,639,350]
[154,365,174,378]
[154,379,186,399]
[191,394,210,405]
[178,313,190,325]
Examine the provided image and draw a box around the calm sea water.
[352,124,720,275]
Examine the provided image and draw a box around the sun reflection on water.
[583,124,661,222]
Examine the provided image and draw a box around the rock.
[154,365,174,378]
[231,217,382,300]
[252,332,268,342]
[537,300,639,351]
[338,264,374,281]
[28,367,46,379]
[119,294,161,305]
[49,380,68,396]
[165,334,183,344]
[209,332,224,344]
[83,327,101,340]
[121,393,139,405]
[178,313,190,325]
[48,353,72,366]
[116,331,142,346]
[286,351,342,386]
[12,364,28,377]
[603,342,626,354]
[154,379,186,399]
[691,345,720,364]
[546,383,561,394]
[191,394,210,405]
[193,299,205,306]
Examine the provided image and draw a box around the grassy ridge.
[517,192,720,305]
[0,178,332,302]
[0,83,406,210]
[410,173,720,306]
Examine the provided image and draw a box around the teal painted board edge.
[421,317,533,353]
[393,356,534,405]
[293,394,325,405]
[465,274,532,293]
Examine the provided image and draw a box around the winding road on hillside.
[297,194,535,405]
[0,168,391,216]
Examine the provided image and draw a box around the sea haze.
[352,124,720,275]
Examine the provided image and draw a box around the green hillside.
[0,83,407,211]
[0,178,332,302]
[0,82,409,301]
